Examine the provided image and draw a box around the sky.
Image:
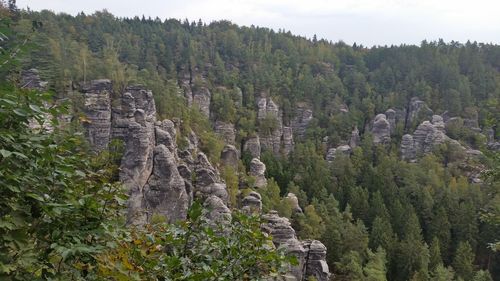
[15,0,500,46]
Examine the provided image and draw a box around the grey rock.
[432,115,445,132]
[214,121,236,145]
[401,134,416,162]
[261,211,330,281]
[326,145,351,162]
[257,97,285,155]
[203,195,232,226]
[143,145,190,223]
[302,240,330,281]
[385,108,396,135]
[220,144,239,167]
[249,158,267,188]
[81,79,113,152]
[20,68,48,91]
[372,114,391,145]
[413,121,447,154]
[120,121,156,225]
[349,126,360,148]
[291,104,313,140]
[407,97,433,127]
[192,86,211,117]
[243,136,261,159]
[285,193,302,213]
[282,126,294,156]
[242,191,262,214]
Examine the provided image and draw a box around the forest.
[1,1,499,280]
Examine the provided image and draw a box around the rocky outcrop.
[249,158,267,188]
[282,126,294,156]
[385,109,396,135]
[214,121,236,145]
[192,86,211,117]
[242,191,262,214]
[291,104,313,140]
[326,145,351,162]
[285,193,302,213]
[413,121,447,155]
[401,134,416,162]
[20,68,48,90]
[257,97,293,156]
[143,144,190,224]
[372,114,391,145]
[262,211,330,281]
[407,97,433,128]
[220,144,239,167]
[243,136,261,159]
[349,126,360,148]
[81,79,113,152]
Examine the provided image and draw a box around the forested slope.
[3,6,500,281]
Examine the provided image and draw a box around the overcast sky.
[16,0,500,46]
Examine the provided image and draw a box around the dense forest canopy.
[1,2,500,280]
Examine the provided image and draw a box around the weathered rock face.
[192,86,211,117]
[143,144,190,224]
[349,126,360,148]
[202,195,232,226]
[372,114,391,145]
[220,144,239,167]
[261,211,330,281]
[242,191,262,214]
[326,145,351,162]
[413,121,447,154]
[407,97,433,128]
[401,134,416,162]
[81,79,113,152]
[20,68,48,90]
[285,193,302,213]
[385,108,396,135]
[243,136,261,159]
[257,97,293,156]
[214,121,236,145]
[249,158,267,188]
[291,104,313,140]
[282,126,294,156]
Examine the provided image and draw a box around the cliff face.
[81,80,330,281]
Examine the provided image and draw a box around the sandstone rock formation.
[249,158,267,188]
[291,104,313,140]
[243,136,261,159]
[285,193,302,213]
[214,120,236,145]
[192,86,211,117]
[282,126,294,156]
[20,68,48,90]
[326,145,352,162]
[81,79,113,152]
[242,191,262,214]
[220,144,239,167]
[407,97,433,127]
[371,114,391,145]
[257,97,294,156]
[349,126,360,148]
[401,134,416,162]
[262,211,330,281]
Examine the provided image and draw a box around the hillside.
[1,4,500,281]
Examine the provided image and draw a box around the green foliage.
[0,85,126,280]
[96,204,291,280]
[452,241,475,281]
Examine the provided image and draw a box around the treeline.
[4,5,500,281]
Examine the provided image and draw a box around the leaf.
[29,104,42,113]
[0,149,12,158]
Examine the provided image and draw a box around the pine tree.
[452,241,475,281]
